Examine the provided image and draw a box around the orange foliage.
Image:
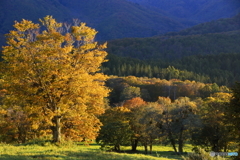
[123,97,146,109]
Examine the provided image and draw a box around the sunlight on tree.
[0,16,109,143]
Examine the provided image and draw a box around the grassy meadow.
[0,142,193,160]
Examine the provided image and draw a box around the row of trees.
[107,30,240,61]
[96,92,236,155]
[102,53,240,86]
[97,76,239,159]
[106,76,229,104]
[102,62,211,83]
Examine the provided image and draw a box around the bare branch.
[73,18,81,26]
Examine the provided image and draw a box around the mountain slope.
[107,31,240,60]
[104,14,240,85]
[0,0,185,46]
[106,14,240,60]
[127,0,240,25]
[0,0,71,31]
[166,13,240,36]
[0,0,71,47]
[58,0,185,40]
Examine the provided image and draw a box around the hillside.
[0,0,184,46]
[104,14,240,86]
[107,30,240,60]
[106,13,240,60]
[127,0,240,24]
[1,0,240,46]
[102,52,240,86]
[58,0,185,40]
[1,1,240,86]
[0,0,71,47]
[166,13,240,36]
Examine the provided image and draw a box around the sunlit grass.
[0,142,193,160]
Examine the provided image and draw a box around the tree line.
[102,52,240,86]
[97,76,239,159]
[106,31,240,61]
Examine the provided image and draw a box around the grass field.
[0,142,193,160]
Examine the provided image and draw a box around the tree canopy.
[0,16,109,143]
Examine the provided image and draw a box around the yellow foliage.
[0,16,110,143]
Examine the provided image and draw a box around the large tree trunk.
[114,144,120,152]
[144,144,148,154]
[51,116,61,143]
[168,131,178,154]
[18,126,27,143]
[223,142,227,152]
[131,139,139,151]
[212,126,220,152]
[149,143,152,154]
[178,128,184,153]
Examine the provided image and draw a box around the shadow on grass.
[123,150,186,160]
[0,154,65,160]
[63,150,157,160]
[66,150,187,160]
[0,150,185,160]
[13,140,53,147]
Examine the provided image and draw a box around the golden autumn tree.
[0,16,109,143]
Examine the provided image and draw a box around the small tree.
[138,102,162,154]
[191,93,233,152]
[96,107,132,151]
[157,97,199,154]
[120,86,141,101]
[123,97,146,151]
[0,16,109,143]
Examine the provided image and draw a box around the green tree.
[227,82,240,159]
[123,97,146,151]
[138,102,162,154]
[171,97,199,153]
[191,93,233,152]
[158,97,199,154]
[96,107,132,151]
[0,16,109,143]
[120,86,141,101]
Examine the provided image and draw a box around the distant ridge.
[0,0,184,46]
[1,0,240,46]
[165,13,240,36]
[106,13,240,60]
[127,0,240,25]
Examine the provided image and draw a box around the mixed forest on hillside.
[104,13,240,86]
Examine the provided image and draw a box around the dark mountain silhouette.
[127,0,240,24]
[1,0,240,47]
[0,0,184,46]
